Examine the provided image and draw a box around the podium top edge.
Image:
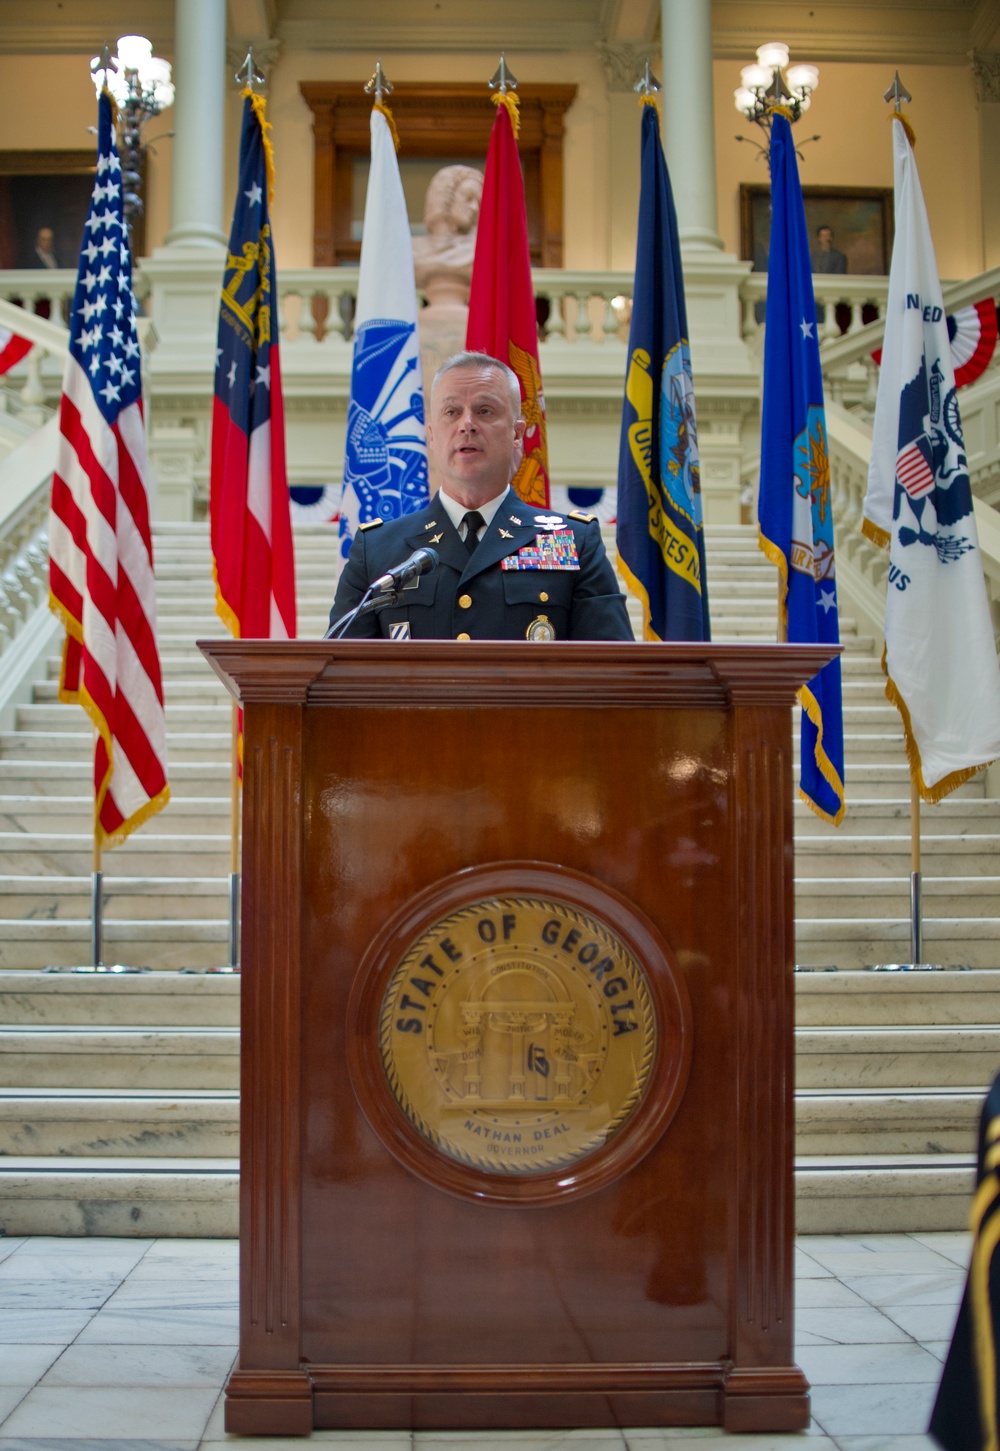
[197,639,839,710]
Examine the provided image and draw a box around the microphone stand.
[324,585,402,640]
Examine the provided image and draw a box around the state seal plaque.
[348,865,692,1204]
[381,894,656,1175]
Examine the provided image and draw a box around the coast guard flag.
[211,90,296,641]
[758,113,845,824]
[339,102,428,560]
[616,99,710,640]
[467,91,550,508]
[862,118,1000,800]
[47,88,169,846]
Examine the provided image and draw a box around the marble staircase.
[0,522,995,1234]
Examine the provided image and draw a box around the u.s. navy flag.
[210,89,296,642]
[616,98,710,641]
[863,118,1000,801]
[339,101,428,561]
[758,112,845,824]
[48,89,169,847]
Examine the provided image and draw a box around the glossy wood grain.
[202,641,836,1435]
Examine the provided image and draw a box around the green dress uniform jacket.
[329,490,634,642]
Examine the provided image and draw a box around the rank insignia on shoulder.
[526,614,556,642]
[359,518,384,532]
[568,510,597,523]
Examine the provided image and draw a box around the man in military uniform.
[329,351,634,642]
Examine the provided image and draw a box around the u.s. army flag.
[339,102,429,563]
[863,118,1000,801]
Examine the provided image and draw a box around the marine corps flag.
[210,89,296,643]
[862,117,1000,800]
[616,98,710,641]
[466,88,549,508]
[758,112,845,824]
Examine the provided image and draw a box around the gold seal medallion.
[380,894,657,1176]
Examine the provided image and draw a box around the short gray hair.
[431,351,522,420]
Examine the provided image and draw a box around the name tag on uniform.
[500,530,580,571]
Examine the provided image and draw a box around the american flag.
[47,88,169,847]
[210,90,295,644]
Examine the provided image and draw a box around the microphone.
[371,546,439,594]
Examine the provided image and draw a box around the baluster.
[602,294,621,343]
[0,584,17,650]
[337,289,356,342]
[544,291,567,343]
[276,286,293,340]
[20,346,47,420]
[849,301,864,335]
[297,293,317,343]
[575,293,597,344]
[1,565,31,623]
[561,293,578,344]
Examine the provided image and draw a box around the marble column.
[164,0,227,249]
[660,0,724,251]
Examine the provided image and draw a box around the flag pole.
[910,779,922,963]
[91,730,103,968]
[228,701,241,971]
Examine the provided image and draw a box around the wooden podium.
[200,639,835,1436]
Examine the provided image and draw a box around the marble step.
[0,874,230,919]
[795,1024,1000,1088]
[0,730,232,762]
[793,833,1000,875]
[0,831,230,876]
[0,1026,239,1089]
[0,1088,239,1157]
[795,1089,980,1155]
[0,797,231,834]
[795,877,1000,918]
[0,919,229,970]
[793,797,1000,836]
[0,971,239,1024]
[794,966,1000,1025]
[795,918,999,969]
[0,759,229,789]
[0,1159,239,1236]
[0,1152,976,1236]
[794,1156,976,1233]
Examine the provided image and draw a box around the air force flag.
[863,118,1000,800]
[758,112,845,825]
[339,104,429,559]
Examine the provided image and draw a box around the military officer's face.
[428,365,526,506]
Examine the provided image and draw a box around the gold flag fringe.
[881,644,996,803]
[373,99,401,152]
[243,87,276,206]
[492,89,521,139]
[892,112,917,149]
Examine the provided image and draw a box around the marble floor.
[0,1231,967,1451]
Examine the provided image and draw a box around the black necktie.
[461,511,486,555]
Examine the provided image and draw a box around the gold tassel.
[492,89,521,140]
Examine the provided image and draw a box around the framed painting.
[0,148,146,272]
[740,183,893,275]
